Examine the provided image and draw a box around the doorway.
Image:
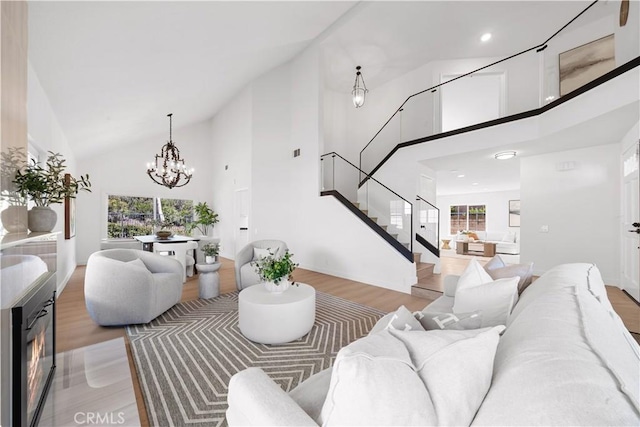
[234,188,250,256]
[622,140,639,302]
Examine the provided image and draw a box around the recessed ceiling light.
[481,33,492,42]
[494,151,516,160]
[457,174,465,178]
[472,182,479,186]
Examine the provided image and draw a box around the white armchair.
[85,249,184,326]
[234,240,288,290]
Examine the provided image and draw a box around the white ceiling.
[422,103,640,196]
[28,0,610,159]
[28,1,356,158]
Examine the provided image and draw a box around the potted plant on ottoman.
[13,151,91,232]
[252,250,298,293]
[202,242,220,264]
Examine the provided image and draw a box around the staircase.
[355,199,438,291]
[320,152,438,290]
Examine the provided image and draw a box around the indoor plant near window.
[252,249,298,293]
[13,151,91,232]
[201,242,220,264]
[187,202,219,236]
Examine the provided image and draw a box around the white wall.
[209,47,417,293]
[209,87,252,259]
[614,0,640,65]
[330,54,540,177]
[437,189,521,238]
[27,62,79,291]
[75,120,214,264]
[520,144,620,282]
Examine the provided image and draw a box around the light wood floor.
[56,257,640,426]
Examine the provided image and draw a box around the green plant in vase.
[202,242,220,263]
[13,151,91,232]
[252,249,298,293]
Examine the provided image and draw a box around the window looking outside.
[450,204,486,232]
[390,200,411,229]
[107,195,194,238]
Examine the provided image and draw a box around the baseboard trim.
[298,262,415,295]
[57,265,76,295]
[622,289,640,307]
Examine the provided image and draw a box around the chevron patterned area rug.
[126,290,384,426]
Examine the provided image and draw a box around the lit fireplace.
[11,272,56,427]
[28,331,45,410]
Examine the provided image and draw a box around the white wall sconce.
[352,65,368,108]
[494,151,516,160]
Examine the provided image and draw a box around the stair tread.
[410,285,443,300]
[416,262,435,270]
[412,281,444,292]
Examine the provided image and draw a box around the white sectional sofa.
[226,263,640,426]
[453,230,519,254]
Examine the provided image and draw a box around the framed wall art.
[509,200,520,227]
[559,34,615,96]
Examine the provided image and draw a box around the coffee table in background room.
[456,241,497,257]
[238,283,316,345]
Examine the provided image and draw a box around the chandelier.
[146,113,193,189]
[352,65,368,108]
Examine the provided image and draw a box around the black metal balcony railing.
[358,0,621,183]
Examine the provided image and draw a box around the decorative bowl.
[155,230,172,239]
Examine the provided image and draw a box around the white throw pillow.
[368,306,425,335]
[126,258,147,271]
[483,255,507,271]
[487,263,534,295]
[386,305,425,331]
[319,326,505,426]
[252,247,271,260]
[455,258,493,296]
[501,232,515,243]
[417,310,482,330]
[454,276,520,327]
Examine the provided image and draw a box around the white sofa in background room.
[453,231,519,255]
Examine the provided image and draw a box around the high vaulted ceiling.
[28,1,608,159]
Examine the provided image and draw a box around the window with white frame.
[450,204,486,232]
[107,195,194,238]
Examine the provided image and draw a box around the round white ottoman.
[238,283,316,344]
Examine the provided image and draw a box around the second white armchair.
[234,240,288,290]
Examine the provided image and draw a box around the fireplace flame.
[27,330,45,410]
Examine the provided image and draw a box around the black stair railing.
[320,152,414,260]
[358,0,611,184]
[415,195,440,258]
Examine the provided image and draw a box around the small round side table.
[196,262,221,299]
[441,239,451,250]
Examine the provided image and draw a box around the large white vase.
[1,205,28,233]
[263,280,291,294]
[28,206,57,232]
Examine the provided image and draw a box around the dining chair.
[154,241,198,282]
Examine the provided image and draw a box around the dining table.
[133,234,200,253]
